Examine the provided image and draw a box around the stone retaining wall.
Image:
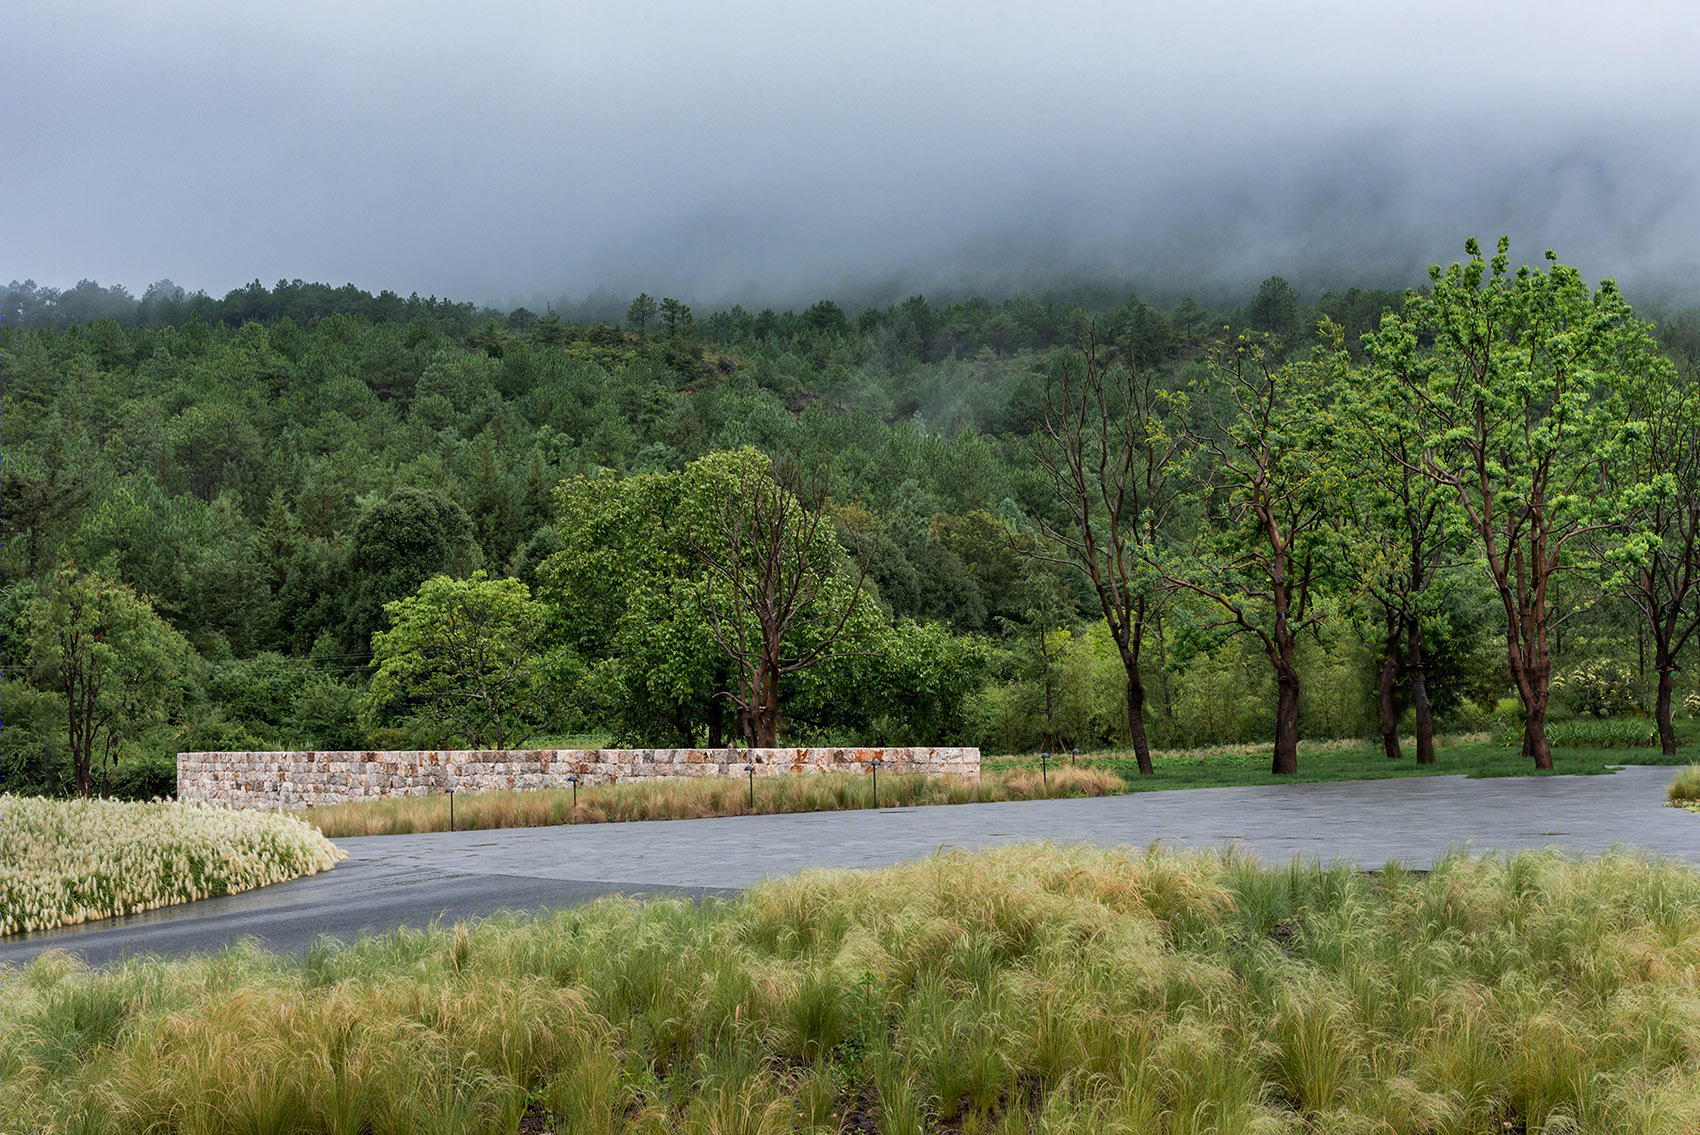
[176,747,980,810]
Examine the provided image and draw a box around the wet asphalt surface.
[4,765,1694,968]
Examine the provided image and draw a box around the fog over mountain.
[9,1,1698,311]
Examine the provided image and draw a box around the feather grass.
[5,845,1699,1133]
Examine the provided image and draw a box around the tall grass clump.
[305,765,1124,838]
[1669,765,1700,808]
[6,844,1700,1133]
[1,795,347,935]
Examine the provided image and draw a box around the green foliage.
[289,673,367,750]
[21,566,195,797]
[626,293,657,337]
[1365,237,1668,767]
[540,450,920,747]
[341,488,481,657]
[1494,715,1658,749]
[365,571,568,750]
[0,678,71,796]
[1162,637,1274,747]
[538,463,733,746]
[1551,659,1645,718]
[4,264,1693,768]
[1162,330,1358,771]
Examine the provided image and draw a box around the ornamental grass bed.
[1,795,347,935]
[4,844,1698,1133]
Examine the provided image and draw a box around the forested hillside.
[5,247,1697,798]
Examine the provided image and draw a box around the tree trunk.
[65,648,96,798]
[1378,613,1402,760]
[1512,633,1554,770]
[1524,668,1554,770]
[1407,617,1436,765]
[1655,655,1678,757]
[1523,710,1553,770]
[1273,669,1300,775]
[1125,667,1153,775]
[1502,578,1555,771]
[707,699,724,749]
[1117,613,1153,774]
[752,654,782,748]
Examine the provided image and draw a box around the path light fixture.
[870,758,882,807]
[444,774,457,832]
[566,775,579,821]
[1071,747,1079,768]
[1040,752,1050,788]
[744,764,756,811]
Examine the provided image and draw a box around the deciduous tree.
[691,451,872,748]
[1031,330,1183,774]
[1335,355,1469,763]
[1610,365,1700,755]
[1159,331,1349,774]
[364,571,564,750]
[341,488,481,658]
[24,566,193,797]
[1365,238,1660,768]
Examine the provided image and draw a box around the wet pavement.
[4,765,1694,967]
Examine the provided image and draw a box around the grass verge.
[304,766,1123,838]
[1063,731,1700,792]
[0,796,347,936]
[307,727,1700,838]
[4,844,1697,1133]
[1669,765,1700,813]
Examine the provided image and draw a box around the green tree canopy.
[539,449,888,748]
[341,488,482,657]
[23,566,195,797]
[1365,237,1664,768]
[364,571,567,750]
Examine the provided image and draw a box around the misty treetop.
[3,244,1698,797]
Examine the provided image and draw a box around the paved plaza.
[4,766,1695,967]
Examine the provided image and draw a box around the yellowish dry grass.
[5,845,1699,1133]
[303,765,1125,839]
[1669,765,1700,809]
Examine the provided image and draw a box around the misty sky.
[8,1,1698,309]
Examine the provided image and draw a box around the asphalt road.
[5,765,1695,968]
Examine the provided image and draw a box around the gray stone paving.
[4,766,1694,967]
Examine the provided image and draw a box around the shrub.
[1494,716,1657,749]
[1551,660,1643,718]
[106,753,178,801]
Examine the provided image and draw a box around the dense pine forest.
[5,246,1699,799]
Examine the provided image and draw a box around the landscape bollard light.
[446,787,455,832]
[1071,747,1079,768]
[567,775,579,821]
[744,764,755,811]
[870,758,882,807]
[1040,751,1050,788]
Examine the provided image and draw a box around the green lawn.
[995,726,1700,792]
